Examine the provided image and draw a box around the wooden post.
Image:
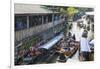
[27,15,29,38]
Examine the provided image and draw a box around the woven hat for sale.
[60,48,65,53]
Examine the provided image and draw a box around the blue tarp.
[39,33,64,50]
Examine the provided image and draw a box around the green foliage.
[22,36,38,50]
[67,7,79,16]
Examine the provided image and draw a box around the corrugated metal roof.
[39,33,64,50]
[14,3,54,14]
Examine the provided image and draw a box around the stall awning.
[85,12,94,15]
[39,33,64,50]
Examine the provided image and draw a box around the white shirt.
[80,37,91,52]
[89,39,94,45]
[89,39,94,48]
